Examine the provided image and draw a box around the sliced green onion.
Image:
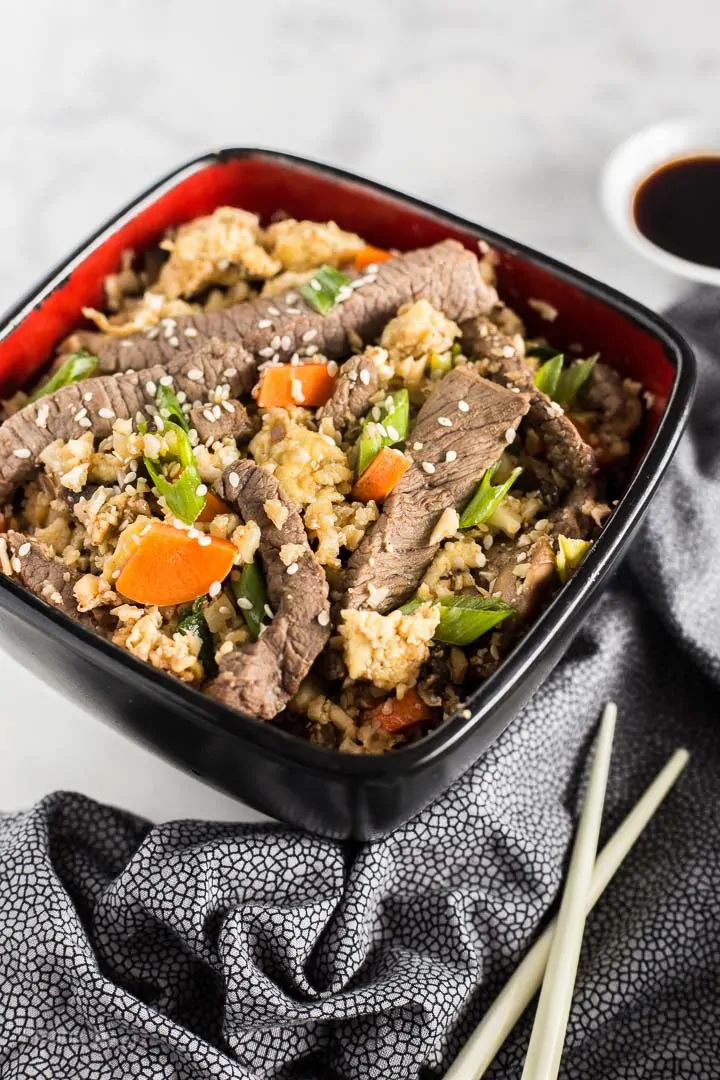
[555,355,598,407]
[451,341,463,358]
[399,594,515,646]
[232,559,269,641]
[459,463,523,529]
[30,351,98,402]
[434,595,515,646]
[178,598,217,675]
[429,351,454,379]
[144,422,206,525]
[556,535,591,583]
[300,264,352,315]
[356,389,410,476]
[534,353,564,398]
[156,383,190,433]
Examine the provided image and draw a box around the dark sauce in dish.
[633,155,720,268]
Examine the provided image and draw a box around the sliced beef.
[0,339,248,503]
[579,361,643,440]
[207,460,330,720]
[190,399,254,445]
[485,534,557,621]
[548,482,609,539]
[79,241,497,375]
[341,366,530,614]
[4,530,112,634]
[461,315,596,483]
[316,351,380,436]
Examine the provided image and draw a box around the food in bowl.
[0,207,645,753]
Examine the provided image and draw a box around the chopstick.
[443,734,690,1080]
[520,701,616,1080]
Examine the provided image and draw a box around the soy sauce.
[633,155,720,268]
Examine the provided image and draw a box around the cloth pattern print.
[1,288,720,1079]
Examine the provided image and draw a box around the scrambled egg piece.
[304,496,379,569]
[250,409,352,507]
[192,437,242,483]
[419,539,487,600]
[339,604,440,691]
[112,604,203,682]
[73,574,118,613]
[265,218,365,272]
[380,300,460,387]
[39,432,95,493]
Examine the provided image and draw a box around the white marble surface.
[1,0,716,823]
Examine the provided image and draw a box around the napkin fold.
[2,289,719,1080]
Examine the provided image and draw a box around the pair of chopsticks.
[444,702,689,1080]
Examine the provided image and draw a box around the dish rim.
[0,147,697,781]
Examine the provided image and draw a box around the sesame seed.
[317,611,330,626]
[327,361,338,376]
[98,408,115,420]
[227,472,240,488]
[505,427,516,443]
[11,557,21,573]
[203,409,215,423]
[176,390,187,403]
[285,291,298,304]
[258,347,274,358]
[336,287,353,302]
[146,327,159,339]
[502,345,515,358]
[222,368,237,379]
[236,596,252,611]
[458,400,469,412]
[78,418,92,428]
[445,450,457,462]
[198,535,212,548]
[302,328,317,343]
[310,279,322,291]
[267,306,280,316]
[305,344,319,356]
[422,461,436,474]
[286,563,299,576]
[35,403,49,429]
[169,336,179,348]
[159,375,173,387]
[183,327,198,338]
[212,404,222,420]
[73,409,87,421]
[186,369,203,381]
[145,381,157,396]
[438,416,452,427]
[412,441,424,451]
[187,528,200,540]
[208,580,222,598]
[359,368,371,385]
[271,335,281,350]
[258,319,272,329]
[461,708,472,719]
[286,307,301,315]
[112,569,121,580]
[264,604,274,619]
[83,391,94,402]
[18,543,31,557]
[222,400,234,413]
[365,263,379,274]
[280,335,292,351]
[196,484,208,496]
[385,425,399,441]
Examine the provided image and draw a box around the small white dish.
[600,119,720,286]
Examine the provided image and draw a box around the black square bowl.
[0,150,695,838]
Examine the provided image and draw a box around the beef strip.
[340,365,530,614]
[4,530,113,634]
[207,460,330,720]
[79,241,497,375]
[486,534,557,621]
[0,339,247,503]
[190,399,254,445]
[461,315,597,483]
[316,351,380,436]
[579,361,643,440]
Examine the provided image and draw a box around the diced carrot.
[116,521,236,607]
[354,245,393,271]
[371,688,436,733]
[256,362,337,409]
[352,447,410,503]
[197,491,232,523]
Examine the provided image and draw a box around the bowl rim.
[0,147,697,782]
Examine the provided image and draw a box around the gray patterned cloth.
[1,289,719,1080]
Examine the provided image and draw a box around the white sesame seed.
[183,327,198,338]
[359,368,371,385]
[169,336,179,348]
[385,425,399,441]
[461,708,472,719]
[271,335,281,350]
[187,528,200,540]
[208,580,222,598]
[83,391,94,402]
[196,484,208,496]
[227,472,240,488]
[258,319,272,329]
[222,368,237,379]
[280,335,292,351]
[422,461,436,474]
[158,375,173,387]
[186,369,203,382]
[73,409,87,421]
[458,400,470,413]
[78,418,92,428]
[203,409,215,423]
[18,543,31,557]
[198,535,212,548]
[438,416,452,427]
[236,596,253,611]
[327,360,338,376]
[222,400,234,413]
[502,345,515,358]
[505,427,516,443]
[286,307,301,316]
[285,291,298,304]
[412,441,424,451]
[310,279,322,291]
[264,604,274,619]
[317,610,330,626]
[146,327,159,340]
[258,347,274,358]
[445,450,457,462]
[11,557,21,573]
[218,605,231,616]
[145,380,157,396]
[302,328,317,343]
[98,408,115,420]
[336,287,353,302]
[35,403,49,429]
[365,263,379,274]
[212,404,222,420]
[286,563,299,576]
[120,340,133,348]
[267,306,280,316]
[112,569,121,580]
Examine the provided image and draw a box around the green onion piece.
[30,351,98,402]
[300,264,352,315]
[429,351,454,379]
[459,464,523,529]
[534,354,564,398]
[156,383,190,433]
[399,596,425,615]
[178,598,217,675]
[144,422,207,525]
[451,341,463,358]
[434,595,515,646]
[555,355,598,407]
[356,389,410,476]
[232,560,269,641]
[556,535,591,583]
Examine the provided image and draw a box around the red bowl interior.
[0,154,674,451]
